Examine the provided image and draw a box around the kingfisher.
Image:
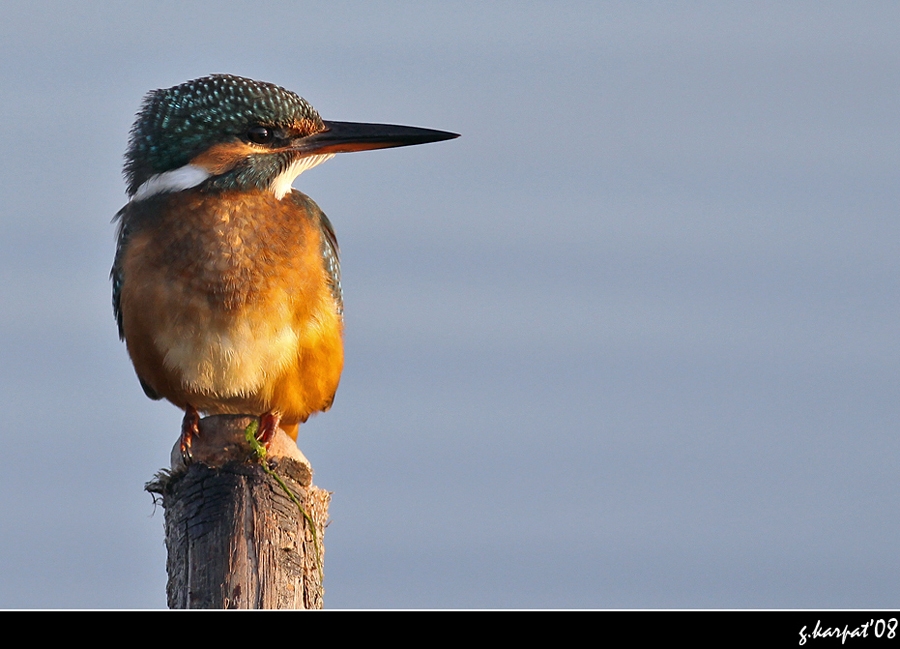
[112,74,457,457]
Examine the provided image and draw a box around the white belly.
[155,296,300,397]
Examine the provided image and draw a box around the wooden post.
[145,415,330,609]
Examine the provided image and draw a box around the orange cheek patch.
[292,117,324,136]
[190,141,258,175]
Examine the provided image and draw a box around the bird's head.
[124,74,457,201]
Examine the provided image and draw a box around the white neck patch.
[130,153,335,202]
[269,153,335,199]
[132,164,211,202]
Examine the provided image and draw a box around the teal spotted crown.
[124,74,323,195]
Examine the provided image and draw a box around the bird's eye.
[247,125,274,145]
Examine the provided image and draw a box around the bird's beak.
[291,121,459,156]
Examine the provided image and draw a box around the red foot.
[180,405,200,464]
[256,411,282,451]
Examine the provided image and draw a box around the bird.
[112,74,457,458]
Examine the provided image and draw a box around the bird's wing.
[289,191,343,317]
[110,205,129,341]
[318,210,343,317]
[111,203,163,401]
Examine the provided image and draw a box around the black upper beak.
[292,121,459,156]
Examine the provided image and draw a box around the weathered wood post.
[146,415,330,609]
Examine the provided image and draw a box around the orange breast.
[118,189,343,433]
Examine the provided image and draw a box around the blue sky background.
[1,2,898,608]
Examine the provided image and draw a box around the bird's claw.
[256,412,281,450]
[180,405,200,465]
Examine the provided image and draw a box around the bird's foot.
[256,411,282,450]
[243,412,281,462]
[180,405,200,465]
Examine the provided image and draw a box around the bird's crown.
[124,74,324,197]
